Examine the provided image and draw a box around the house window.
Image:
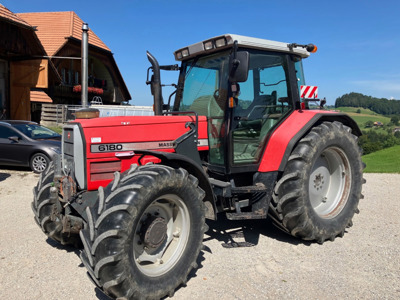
[75,72,79,85]
[68,69,73,85]
[61,68,66,84]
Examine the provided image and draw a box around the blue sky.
[4,0,400,106]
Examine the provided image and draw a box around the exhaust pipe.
[81,23,89,108]
[146,51,163,115]
[75,23,99,119]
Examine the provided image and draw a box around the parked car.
[0,120,61,173]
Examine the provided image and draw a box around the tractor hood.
[67,115,208,190]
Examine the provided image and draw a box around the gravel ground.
[0,168,399,300]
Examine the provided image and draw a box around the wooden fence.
[40,104,81,127]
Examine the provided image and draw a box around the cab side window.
[232,52,292,164]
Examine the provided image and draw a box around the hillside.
[333,94,400,172]
[362,145,400,173]
[335,92,400,115]
[332,106,400,156]
[334,107,392,133]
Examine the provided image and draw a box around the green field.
[335,107,377,115]
[334,107,392,129]
[333,107,400,173]
[362,145,400,173]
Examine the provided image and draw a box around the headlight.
[215,37,227,48]
[203,40,214,50]
[181,48,190,57]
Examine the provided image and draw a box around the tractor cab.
[169,34,313,174]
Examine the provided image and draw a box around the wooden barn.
[0,4,47,120]
[0,4,131,122]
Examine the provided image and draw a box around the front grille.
[63,128,74,158]
[63,128,75,176]
[62,124,85,189]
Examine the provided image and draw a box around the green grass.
[350,114,390,127]
[362,145,400,173]
[335,107,377,115]
[48,126,63,134]
[334,107,392,132]
[333,107,400,173]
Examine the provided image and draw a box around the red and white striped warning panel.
[300,85,318,98]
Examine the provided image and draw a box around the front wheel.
[269,121,364,244]
[32,162,82,247]
[80,164,206,299]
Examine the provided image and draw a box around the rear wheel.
[80,164,206,299]
[269,121,364,243]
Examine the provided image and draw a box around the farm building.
[0,4,131,122]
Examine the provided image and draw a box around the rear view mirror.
[229,51,249,83]
[9,136,20,142]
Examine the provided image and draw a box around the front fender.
[135,150,216,220]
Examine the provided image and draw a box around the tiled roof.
[30,90,53,103]
[0,4,33,29]
[17,11,111,56]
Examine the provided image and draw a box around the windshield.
[174,51,230,165]
[13,124,60,140]
[176,51,230,117]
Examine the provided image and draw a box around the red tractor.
[32,34,364,299]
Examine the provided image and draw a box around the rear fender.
[135,150,216,220]
[258,111,361,172]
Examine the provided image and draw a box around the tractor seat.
[190,95,223,117]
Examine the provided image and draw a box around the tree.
[391,116,399,125]
[334,93,400,115]
[365,120,373,128]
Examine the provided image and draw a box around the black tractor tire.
[30,152,50,173]
[269,121,364,244]
[32,162,81,247]
[80,164,206,299]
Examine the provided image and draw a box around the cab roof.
[174,34,311,61]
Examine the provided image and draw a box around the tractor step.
[231,185,268,194]
[209,178,268,197]
[209,178,271,220]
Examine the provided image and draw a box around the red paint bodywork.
[258,110,336,172]
[75,109,338,190]
[76,115,208,190]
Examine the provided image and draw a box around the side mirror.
[9,136,20,142]
[229,51,249,83]
[320,98,327,109]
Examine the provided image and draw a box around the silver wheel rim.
[32,155,47,173]
[133,194,190,277]
[309,147,352,219]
